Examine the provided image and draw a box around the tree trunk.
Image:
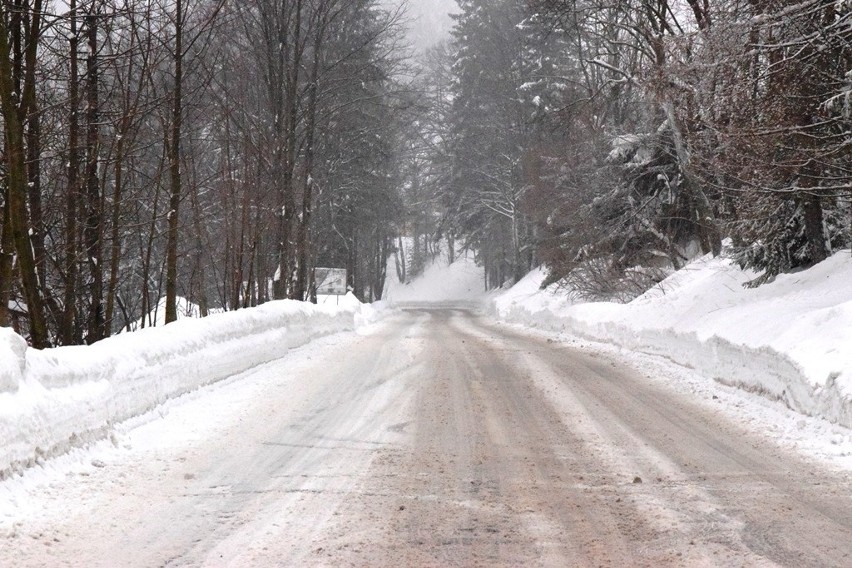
[61,0,80,344]
[140,147,167,329]
[0,189,12,328]
[0,1,48,347]
[165,0,184,324]
[395,236,406,283]
[84,12,104,343]
[104,119,127,337]
[277,0,302,300]
[295,14,323,301]
[190,171,209,317]
[233,188,246,309]
[26,103,58,326]
[801,192,828,265]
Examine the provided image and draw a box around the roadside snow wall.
[491,255,852,429]
[0,296,379,479]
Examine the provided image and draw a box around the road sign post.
[314,268,347,304]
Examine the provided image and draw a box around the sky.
[399,0,458,51]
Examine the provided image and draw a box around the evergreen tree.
[447,0,534,287]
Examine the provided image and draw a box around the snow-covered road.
[2,309,851,566]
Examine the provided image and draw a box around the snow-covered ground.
[385,247,852,470]
[0,322,414,565]
[0,243,850,565]
[0,294,385,479]
[3,243,851,481]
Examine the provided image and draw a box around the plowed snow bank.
[0,295,384,478]
[492,252,852,427]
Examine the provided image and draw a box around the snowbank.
[0,328,26,393]
[0,294,383,478]
[492,252,852,428]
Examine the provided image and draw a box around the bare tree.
[0,0,49,347]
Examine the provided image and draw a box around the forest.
[1,0,850,347]
[0,0,408,347]
[409,0,851,297]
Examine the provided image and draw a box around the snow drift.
[492,252,852,428]
[0,295,382,478]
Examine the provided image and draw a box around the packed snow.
[0,294,385,479]
[384,246,852,469]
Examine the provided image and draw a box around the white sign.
[314,268,347,296]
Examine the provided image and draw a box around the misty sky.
[400,0,458,51]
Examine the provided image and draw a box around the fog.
[402,0,457,51]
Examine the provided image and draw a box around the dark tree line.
[422,0,850,297]
[0,0,407,346]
